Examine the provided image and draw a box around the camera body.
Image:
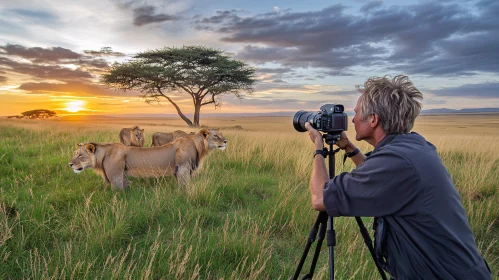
[293,104,348,134]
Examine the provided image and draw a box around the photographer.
[305,75,492,279]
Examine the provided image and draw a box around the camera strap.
[373,217,389,272]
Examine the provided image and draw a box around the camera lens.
[293,111,317,132]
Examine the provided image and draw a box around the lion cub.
[119,126,145,147]
[69,129,227,189]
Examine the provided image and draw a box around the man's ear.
[85,143,96,154]
[370,114,380,127]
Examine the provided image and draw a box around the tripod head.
[323,132,341,146]
[319,133,342,178]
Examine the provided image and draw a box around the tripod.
[293,132,387,280]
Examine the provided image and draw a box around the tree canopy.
[101,46,256,127]
[10,109,57,119]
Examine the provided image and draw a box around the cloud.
[83,47,125,57]
[359,1,383,13]
[0,44,82,63]
[113,0,187,26]
[221,93,310,110]
[221,92,356,112]
[193,2,499,76]
[18,81,129,97]
[8,8,58,23]
[0,76,7,83]
[0,56,93,80]
[0,44,111,71]
[427,82,499,98]
[0,44,115,83]
[133,4,178,26]
[235,44,384,72]
[256,67,293,74]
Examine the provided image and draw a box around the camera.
[293,104,348,133]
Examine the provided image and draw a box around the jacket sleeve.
[323,149,423,217]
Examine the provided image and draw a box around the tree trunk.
[179,111,194,127]
[162,92,194,127]
[193,103,201,127]
[172,105,193,127]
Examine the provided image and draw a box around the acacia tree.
[101,46,256,127]
[21,109,56,119]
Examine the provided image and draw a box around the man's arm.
[310,143,328,212]
[323,151,422,217]
[305,122,328,211]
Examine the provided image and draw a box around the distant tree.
[20,109,56,119]
[101,46,256,127]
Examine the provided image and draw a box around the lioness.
[151,130,195,146]
[69,129,227,189]
[119,126,145,147]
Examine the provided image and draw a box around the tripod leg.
[355,217,388,280]
[293,212,328,280]
[304,214,328,279]
[327,216,336,280]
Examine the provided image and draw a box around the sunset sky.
[1,0,498,117]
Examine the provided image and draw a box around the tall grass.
[0,116,497,279]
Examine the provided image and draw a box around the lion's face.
[68,143,95,173]
[131,128,144,143]
[205,130,227,150]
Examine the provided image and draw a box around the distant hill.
[420,108,499,114]
[105,108,499,118]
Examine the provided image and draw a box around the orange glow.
[64,100,86,113]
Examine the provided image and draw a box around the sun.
[65,100,86,113]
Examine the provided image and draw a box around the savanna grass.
[0,115,497,279]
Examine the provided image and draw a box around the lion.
[69,129,227,189]
[119,126,145,147]
[151,130,195,146]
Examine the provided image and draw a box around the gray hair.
[357,75,423,134]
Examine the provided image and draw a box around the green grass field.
[0,114,498,279]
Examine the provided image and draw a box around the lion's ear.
[141,129,144,133]
[85,144,96,154]
[199,128,209,138]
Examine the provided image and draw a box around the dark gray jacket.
[323,133,492,280]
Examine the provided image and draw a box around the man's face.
[352,97,372,141]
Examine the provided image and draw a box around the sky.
[0,0,498,117]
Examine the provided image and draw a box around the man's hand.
[305,122,323,149]
[336,131,356,152]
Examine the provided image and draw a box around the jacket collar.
[372,133,399,154]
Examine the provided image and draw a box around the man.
[305,75,492,279]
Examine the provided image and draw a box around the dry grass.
[0,113,498,279]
